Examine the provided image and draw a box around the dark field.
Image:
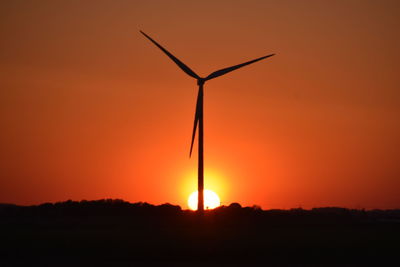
[1,200,399,266]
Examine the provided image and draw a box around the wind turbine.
[140,31,274,213]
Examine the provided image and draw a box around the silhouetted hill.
[1,200,399,266]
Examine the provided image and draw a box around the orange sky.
[0,0,399,209]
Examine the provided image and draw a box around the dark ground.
[1,199,399,266]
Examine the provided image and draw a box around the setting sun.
[188,189,221,210]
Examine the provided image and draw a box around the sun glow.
[188,189,221,210]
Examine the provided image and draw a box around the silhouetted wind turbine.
[140,31,274,213]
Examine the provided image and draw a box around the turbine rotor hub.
[197,78,205,86]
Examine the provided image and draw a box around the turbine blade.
[205,54,275,81]
[140,31,200,79]
[189,89,201,157]
[189,113,199,158]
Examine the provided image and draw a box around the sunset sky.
[0,0,399,209]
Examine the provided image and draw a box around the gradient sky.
[1,0,399,209]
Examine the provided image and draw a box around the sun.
[188,189,221,210]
